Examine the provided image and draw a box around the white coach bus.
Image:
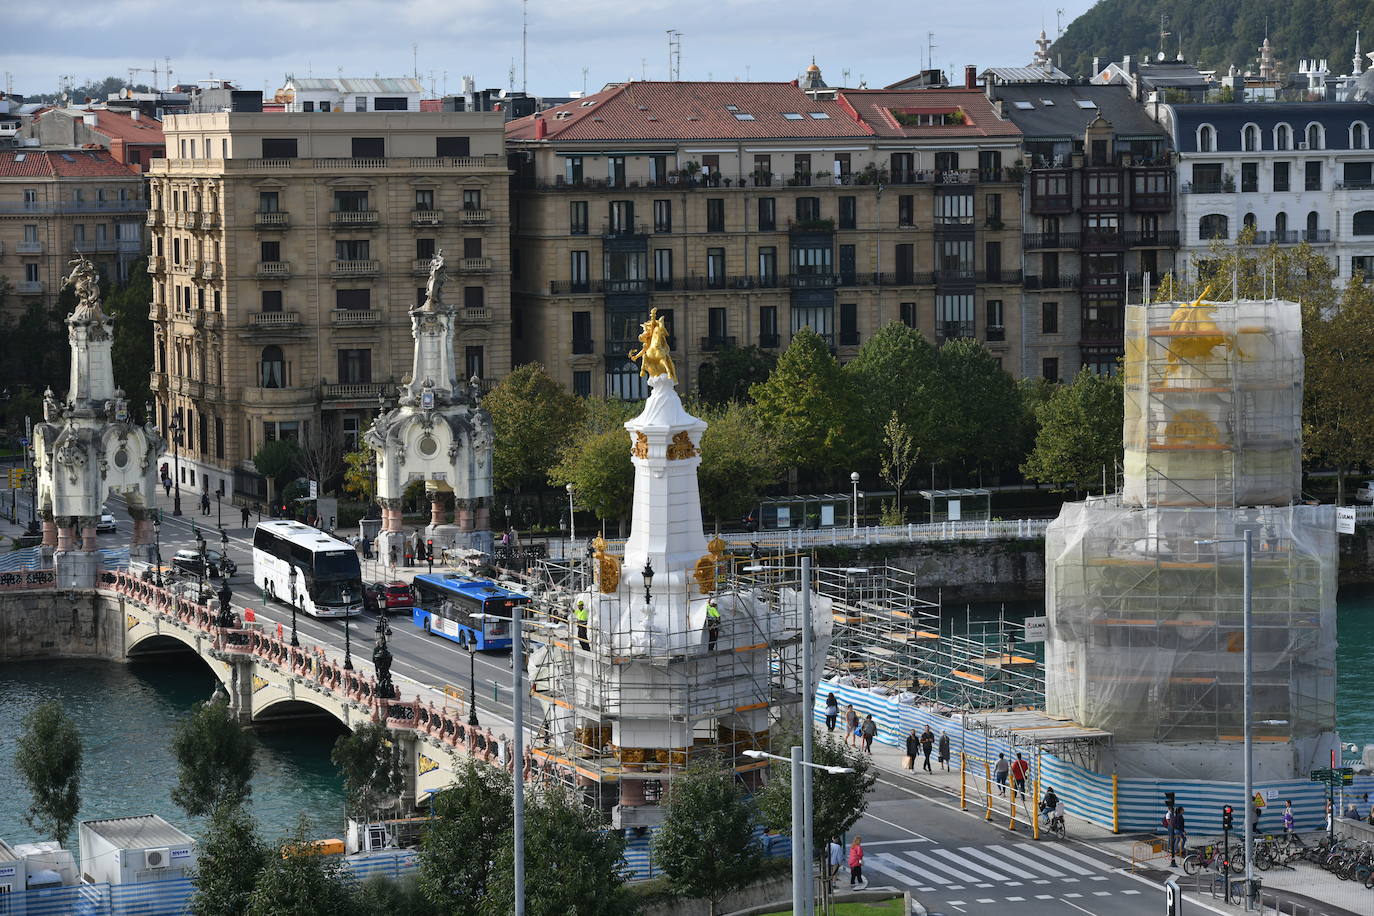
[252,520,363,618]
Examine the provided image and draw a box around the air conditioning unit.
[143,848,170,869]
[1298,141,1309,150]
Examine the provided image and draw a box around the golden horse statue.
[628,307,678,383]
[1164,285,1245,377]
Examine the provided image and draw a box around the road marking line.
[1057,898,1100,916]
[1063,892,1083,898]
[861,812,932,842]
[1014,843,1096,876]
[1005,895,1025,901]
[875,853,954,886]
[976,898,995,904]
[1038,843,1122,873]
[927,847,1014,883]
[864,838,933,847]
[1009,853,1067,878]
[1035,894,1054,899]
[1092,891,1112,896]
[1121,890,1140,895]
[961,845,1040,880]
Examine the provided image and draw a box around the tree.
[355,874,440,915]
[331,722,403,821]
[483,363,585,494]
[1020,368,1124,494]
[342,446,374,503]
[252,438,301,507]
[0,278,70,400]
[842,322,942,474]
[931,338,1026,474]
[171,697,257,818]
[878,412,918,522]
[417,759,513,915]
[697,345,776,405]
[14,700,82,847]
[651,758,763,915]
[190,801,270,916]
[757,734,875,849]
[296,419,345,495]
[483,787,633,916]
[749,327,856,481]
[548,399,638,535]
[103,259,154,415]
[246,817,358,916]
[697,403,781,527]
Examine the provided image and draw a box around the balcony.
[330,309,382,326]
[461,307,491,322]
[1182,180,1234,194]
[73,240,118,254]
[412,258,436,275]
[192,311,223,330]
[256,261,290,279]
[784,273,839,289]
[1081,229,1125,250]
[330,259,380,277]
[146,211,163,227]
[1080,322,1123,343]
[147,256,164,273]
[196,213,220,230]
[1304,229,1332,243]
[935,321,975,343]
[601,222,649,238]
[329,210,379,228]
[787,218,836,233]
[1337,179,1374,190]
[986,325,1006,342]
[700,335,737,352]
[255,211,289,229]
[458,208,491,225]
[199,261,221,279]
[250,311,301,328]
[148,302,166,321]
[1024,232,1079,250]
[1253,230,1300,245]
[149,371,167,392]
[603,278,648,294]
[457,256,493,273]
[933,269,977,285]
[1125,230,1180,248]
[16,240,42,255]
[411,209,444,227]
[323,383,384,401]
[758,333,781,349]
[16,280,42,295]
[1024,274,1080,290]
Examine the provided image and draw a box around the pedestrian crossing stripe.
[860,842,1117,891]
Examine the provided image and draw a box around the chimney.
[1123,54,1133,74]
[130,109,140,121]
[1093,57,1100,76]
[964,65,977,89]
[533,114,547,139]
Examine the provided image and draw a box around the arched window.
[1200,213,1229,240]
[1307,211,1320,234]
[1197,124,1216,152]
[1352,122,1369,150]
[1275,123,1292,150]
[1275,211,1288,235]
[1306,122,1324,150]
[260,346,285,388]
[1354,210,1374,235]
[1243,212,1257,232]
[1242,124,1260,151]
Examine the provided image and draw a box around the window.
[899,302,916,328]
[1275,211,1289,236]
[936,294,974,340]
[1197,124,1216,152]
[463,189,482,210]
[608,200,635,233]
[1242,124,1260,152]
[334,190,369,212]
[1241,162,1258,193]
[416,237,436,260]
[336,288,370,310]
[1353,122,1370,150]
[302,100,315,112]
[1354,211,1374,235]
[463,287,485,311]
[654,249,673,289]
[984,241,1002,281]
[706,198,725,232]
[215,417,225,459]
[337,349,372,384]
[608,156,627,187]
[752,154,773,184]
[790,243,832,275]
[429,135,472,159]
[1305,161,1322,191]
[259,191,280,212]
[758,197,776,231]
[897,194,914,227]
[1041,301,1059,334]
[573,311,593,353]
[791,303,833,344]
[260,290,283,313]
[793,153,812,183]
[565,156,584,184]
[891,152,914,181]
[653,199,671,233]
[1306,210,1320,240]
[935,192,974,224]
[350,137,384,159]
[839,196,856,230]
[706,248,726,288]
[465,346,485,381]
[1199,213,1228,240]
[604,249,646,289]
[1273,161,1290,192]
[260,240,280,262]
[335,239,370,261]
[935,151,959,172]
[1243,212,1257,232]
[986,193,1002,224]
[838,244,856,283]
[707,307,728,342]
[1306,123,1324,150]
[649,155,669,184]
[1274,123,1292,151]
[986,299,1004,340]
[73,224,85,245]
[570,251,589,292]
[1042,357,1059,383]
[839,302,859,346]
[463,237,482,259]
[1353,255,1374,280]
[795,197,820,222]
[24,263,39,283]
[895,243,915,283]
[938,239,974,275]
[573,371,592,396]
[570,200,589,235]
[260,346,286,388]
[1344,162,1373,189]
[362,95,405,111]
[758,247,777,286]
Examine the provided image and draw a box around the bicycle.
[1039,810,1066,840]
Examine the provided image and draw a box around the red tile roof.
[837,89,1021,138]
[0,149,139,178]
[507,81,874,142]
[81,109,165,146]
[419,99,443,112]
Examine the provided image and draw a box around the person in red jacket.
[848,835,865,887]
[1010,752,1031,806]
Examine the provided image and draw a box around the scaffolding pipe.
[801,555,815,916]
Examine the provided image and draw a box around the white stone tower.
[365,251,493,558]
[33,255,165,586]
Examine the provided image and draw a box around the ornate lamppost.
[373,613,395,699]
[168,413,183,516]
[288,564,300,647]
[342,585,354,670]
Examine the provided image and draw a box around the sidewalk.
[847,727,1370,916]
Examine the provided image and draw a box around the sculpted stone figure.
[628,307,677,382]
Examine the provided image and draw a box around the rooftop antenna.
[508,58,515,92]
[1158,13,1172,59]
[1056,7,1065,39]
[521,0,528,93]
[842,67,851,85]
[667,30,682,81]
[581,67,589,95]
[927,32,938,73]
[641,58,646,81]
[412,42,419,80]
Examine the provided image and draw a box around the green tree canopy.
[651,758,763,915]
[331,722,403,820]
[842,322,941,471]
[417,759,513,915]
[246,817,358,916]
[15,700,82,847]
[190,801,270,916]
[484,363,586,493]
[548,399,637,534]
[104,259,154,416]
[749,327,855,479]
[252,439,301,505]
[757,734,875,846]
[697,403,781,527]
[930,338,1026,472]
[1020,367,1124,493]
[697,345,777,405]
[172,697,257,818]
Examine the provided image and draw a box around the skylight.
[734,113,756,121]
[724,104,739,111]
[1040,99,1055,106]
[1075,99,1098,109]
[808,112,830,119]
[783,112,804,120]
[1013,100,1035,110]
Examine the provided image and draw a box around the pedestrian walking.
[240,504,251,528]
[994,753,1009,796]
[904,729,919,771]
[920,726,934,773]
[1172,806,1187,857]
[938,733,951,772]
[1010,752,1030,805]
[1282,800,1294,838]
[848,836,865,887]
[163,476,172,497]
[860,714,877,753]
[200,492,211,516]
[389,544,398,569]
[827,839,844,889]
[824,693,840,732]
[844,705,859,747]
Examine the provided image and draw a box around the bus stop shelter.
[918,488,991,524]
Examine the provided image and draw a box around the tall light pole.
[288,564,300,647]
[342,585,354,670]
[850,471,860,535]
[566,483,576,546]
[169,413,183,516]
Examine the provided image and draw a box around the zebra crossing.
[863,839,1133,898]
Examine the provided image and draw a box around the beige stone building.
[148,111,510,503]
[505,72,1025,397]
[0,149,146,319]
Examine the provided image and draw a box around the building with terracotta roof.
[505,74,1025,397]
[147,111,509,502]
[0,148,146,321]
[28,107,166,171]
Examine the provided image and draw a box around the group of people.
[992,751,1033,804]
[825,695,879,753]
[903,726,951,773]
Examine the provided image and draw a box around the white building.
[78,815,196,887]
[1154,101,1374,283]
[278,77,423,113]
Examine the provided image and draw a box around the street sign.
[1165,878,1182,915]
[308,479,318,499]
[1337,507,1357,535]
[17,436,28,447]
[1023,616,1048,642]
[1309,767,1354,786]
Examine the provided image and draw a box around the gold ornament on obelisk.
[631,431,649,459]
[627,307,677,383]
[666,430,699,460]
[592,534,621,594]
[692,535,728,595]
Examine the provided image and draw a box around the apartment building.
[148,111,509,502]
[1152,102,1374,284]
[0,149,146,318]
[985,81,1176,380]
[505,74,1025,397]
[27,107,166,171]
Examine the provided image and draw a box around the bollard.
[984,758,993,821]
[1111,772,1120,834]
[960,752,967,810]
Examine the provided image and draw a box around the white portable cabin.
[79,815,196,886]
[0,838,25,900]
[12,841,76,889]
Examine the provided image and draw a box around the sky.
[6,0,1097,100]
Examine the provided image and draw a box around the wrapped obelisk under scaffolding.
[527,309,831,826]
[1045,290,1339,781]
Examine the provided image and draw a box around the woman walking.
[904,728,920,771]
[920,726,935,773]
[860,714,878,753]
[848,835,866,887]
[938,732,951,772]
[844,705,859,747]
[825,692,840,732]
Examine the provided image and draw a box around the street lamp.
[465,634,480,727]
[153,511,164,588]
[342,585,354,670]
[373,613,395,700]
[850,471,860,535]
[743,748,854,915]
[216,580,235,628]
[288,565,300,647]
[215,490,222,528]
[1197,530,1255,908]
[168,413,183,516]
[565,483,576,544]
[219,527,229,572]
[641,559,655,605]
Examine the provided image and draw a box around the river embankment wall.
[0,590,124,661]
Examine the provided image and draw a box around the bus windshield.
[314,550,361,581]
[313,577,363,607]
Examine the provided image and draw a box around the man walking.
[200,491,211,516]
[994,753,1010,796]
[844,705,859,748]
[1010,752,1031,806]
[860,714,877,753]
[240,503,251,529]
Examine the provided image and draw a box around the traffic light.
[1222,805,1234,830]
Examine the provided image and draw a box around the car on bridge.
[96,507,117,533]
[172,547,238,579]
[365,581,414,615]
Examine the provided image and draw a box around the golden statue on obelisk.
[628,307,677,383]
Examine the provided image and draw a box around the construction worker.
[574,599,589,650]
[705,597,721,650]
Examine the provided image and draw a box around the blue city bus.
[411,573,531,650]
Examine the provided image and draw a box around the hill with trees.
[1052,0,1374,81]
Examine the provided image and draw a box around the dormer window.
[1197,124,1216,152]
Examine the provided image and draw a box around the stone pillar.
[475,500,490,532]
[42,510,58,548]
[456,498,474,532]
[56,517,76,551]
[378,497,404,533]
[430,497,447,528]
[79,516,98,552]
